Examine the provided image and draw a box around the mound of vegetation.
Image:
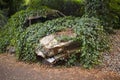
[0,0,114,68]
[15,16,108,68]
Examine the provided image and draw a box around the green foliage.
[0,10,7,53]
[15,16,75,61]
[85,0,109,17]
[26,0,42,9]
[27,0,120,28]
[0,0,24,16]
[0,29,9,53]
[0,0,111,68]
[0,10,7,28]
[67,54,79,66]
[8,0,24,16]
[84,0,114,30]
[109,0,120,29]
[56,35,74,42]
[7,7,59,29]
[15,16,108,68]
[0,7,62,53]
[26,0,84,16]
[110,0,120,11]
[74,17,109,68]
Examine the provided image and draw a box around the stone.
[35,28,80,64]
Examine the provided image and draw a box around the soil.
[0,30,120,80]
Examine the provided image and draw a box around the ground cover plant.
[1,0,120,68]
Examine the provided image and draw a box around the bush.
[0,10,7,28]
[0,10,7,53]
[0,30,9,53]
[84,0,120,30]
[26,0,84,16]
[109,0,120,29]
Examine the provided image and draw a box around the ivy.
[0,7,63,53]
[0,5,109,68]
[15,16,75,61]
[74,17,109,68]
[15,16,109,68]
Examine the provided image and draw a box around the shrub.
[26,0,84,16]
[0,10,7,53]
[0,10,7,28]
[109,0,120,29]
[0,30,9,53]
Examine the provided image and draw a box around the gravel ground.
[102,30,120,74]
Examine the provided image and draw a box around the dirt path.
[0,30,120,80]
[0,54,120,80]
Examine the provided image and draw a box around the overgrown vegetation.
[0,7,63,53]
[0,0,119,68]
[73,17,109,68]
[109,0,120,29]
[25,0,84,16]
[15,16,75,61]
[0,0,24,16]
[85,0,120,29]
[14,16,108,68]
[0,10,7,28]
